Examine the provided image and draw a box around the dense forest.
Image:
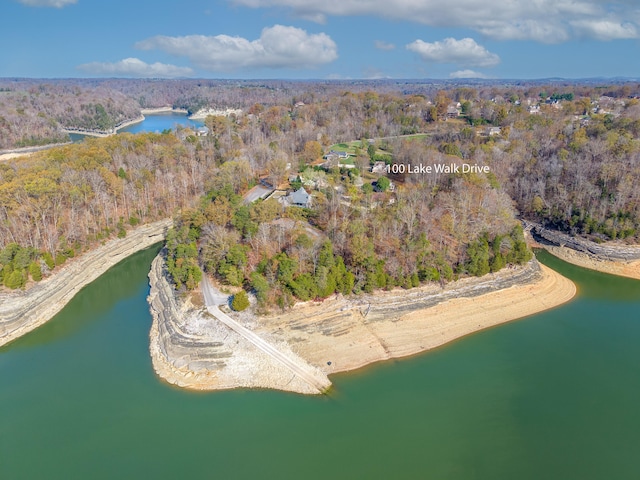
[3,77,638,148]
[1,78,639,299]
[165,175,530,310]
[0,133,213,288]
[0,83,141,148]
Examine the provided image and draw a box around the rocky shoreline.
[529,223,640,279]
[140,107,188,115]
[61,115,145,138]
[188,107,242,120]
[148,252,327,394]
[0,219,172,348]
[148,255,576,394]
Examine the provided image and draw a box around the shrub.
[250,272,270,303]
[42,252,55,270]
[1,265,12,286]
[376,176,390,192]
[231,290,250,311]
[29,261,42,281]
[5,270,25,289]
[55,253,67,266]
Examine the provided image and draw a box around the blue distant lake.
[120,112,204,134]
[68,113,204,142]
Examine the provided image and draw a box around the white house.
[371,161,387,173]
[196,126,210,137]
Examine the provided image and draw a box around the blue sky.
[2,0,639,79]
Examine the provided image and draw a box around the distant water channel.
[69,113,203,142]
[2,249,640,479]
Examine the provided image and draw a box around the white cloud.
[19,0,76,6]
[570,19,638,40]
[229,0,640,43]
[407,38,500,68]
[449,69,489,79]
[475,20,571,43]
[77,58,193,78]
[135,25,337,71]
[374,40,395,51]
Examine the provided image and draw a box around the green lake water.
[1,248,640,479]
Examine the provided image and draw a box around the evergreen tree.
[42,252,55,270]
[231,290,250,311]
[29,261,42,282]
[250,272,270,304]
[5,270,25,289]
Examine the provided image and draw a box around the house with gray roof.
[288,187,311,208]
[280,187,312,208]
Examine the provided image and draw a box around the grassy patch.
[328,141,363,156]
[401,133,429,141]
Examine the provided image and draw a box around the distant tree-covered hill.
[0,83,140,149]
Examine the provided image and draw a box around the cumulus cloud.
[449,69,489,79]
[229,0,640,42]
[19,0,76,6]
[374,40,395,51]
[406,38,500,68]
[135,25,337,71]
[77,58,193,78]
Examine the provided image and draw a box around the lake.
[1,249,640,479]
[68,113,204,142]
[119,112,204,134]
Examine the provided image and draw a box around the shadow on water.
[2,243,162,352]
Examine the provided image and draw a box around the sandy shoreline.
[141,107,188,115]
[2,109,189,157]
[188,107,242,120]
[62,115,145,138]
[0,142,72,161]
[0,219,172,348]
[148,258,576,394]
[1,115,146,158]
[541,245,640,280]
[257,263,576,377]
[0,152,33,161]
[527,222,640,279]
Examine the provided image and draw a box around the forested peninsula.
[1,78,638,357]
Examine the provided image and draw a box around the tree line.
[0,132,215,289]
[165,158,531,311]
[3,78,640,292]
